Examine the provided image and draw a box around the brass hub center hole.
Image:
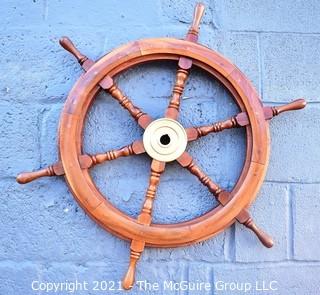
[160,134,171,146]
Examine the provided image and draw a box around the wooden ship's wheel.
[17,3,306,290]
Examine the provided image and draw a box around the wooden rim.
[59,38,270,247]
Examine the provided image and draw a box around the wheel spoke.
[138,160,166,224]
[122,159,165,289]
[165,65,190,120]
[59,36,94,71]
[99,76,153,129]
[186,98,307,142]
[164,3,205,120]
[16,140,145,184]
[80,139,145,169]
[186,116,239,142]
[236,209,274,248]
[185,3,205,42]
[16,162,64,184]
[59,36,153,129]
[177,152,223,195]
[176,151,273,248]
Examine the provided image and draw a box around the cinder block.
[134,261,186,294]
[0,180,129,263]
[116,60,176,102]
[214,264,320,295]
[0,262,39,295]
[39,95,149,178]
[39,104,62,166]
[102,25,220,106]
[196,26,221,49]
[161,0,217,26]
[103,24,219,54]
[154,179,216,223]
[216,0,320,33]
[266,105,320,183]
[181,97,246,189]
[187,263,213,295]
[40,262,126,295]
[111,31,259,102]
[235,183,289,262]
[143,231,227,263]
[0,0,44,26]
[219,32,260,93]
[142,181,228,263]
[183,66,233,102]
[292,184,320,261]
[0,103,40,177]
[102,24,185,52]
[90,172,149,218]
[47,0,162,27]
[96,175,217,222]
[261,34,320,102]
[0,29,105,105]
[83,93,142,152]
[82,92,150,185]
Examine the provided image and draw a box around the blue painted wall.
[1,0,319,294]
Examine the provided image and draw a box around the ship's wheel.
[17,3,306,290]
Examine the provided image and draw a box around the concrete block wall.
[1,0,319,294]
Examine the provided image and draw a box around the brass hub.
[143,118,187,162]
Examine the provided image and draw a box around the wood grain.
[186,3,205,42]
[165,68,189,119]
[177,152,222,195]
[59,36,153,129]
[178,152,274,248]
[122,160,165,289]
[16,163,64,184]
[186,98,306,141]
[58,37,270,247]
[165,3,205,119]
[101,77,153,129]
[59,36,94,71]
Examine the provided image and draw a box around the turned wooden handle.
[122,257,137,290]
[122,247,142,290]
[274,98,307,115]
[59,36,87,64]
[244,218,274,248]
[16,167,54,184]
[190,3,205,33]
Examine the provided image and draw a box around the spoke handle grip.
[122,240,144,290]
[59,36,87,65]
[122,256,137,290]
[244,218,274,248]
[274,98,306,115]
[190,3,205,33]
[16,167,54,184]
